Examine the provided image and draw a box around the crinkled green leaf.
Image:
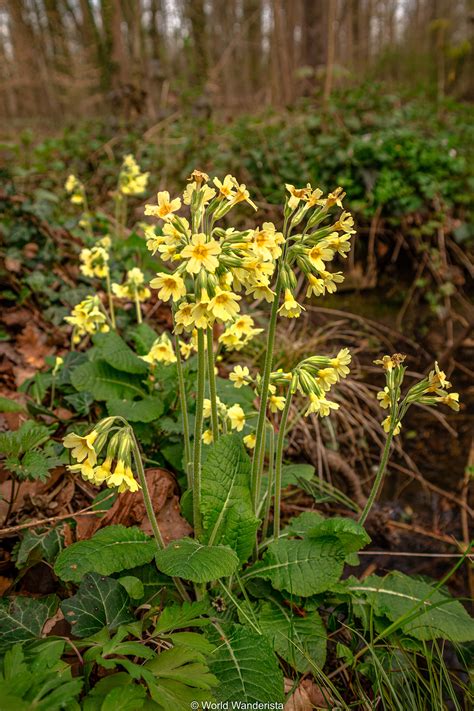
[107,396,164,423]
[201,434,259,562]
[307,516,371,554]
[244,536,345,596]
[258,601,327,673]
[0,596,58,653]
[154,601,210,635]
[285,511,325,537]
[207,624,284,704]
[155,538,239,582]
[94,332,148,374]
[54,525,157,582]
[61,573,134,637]
[351,571,474,642]
[71,360,145,401]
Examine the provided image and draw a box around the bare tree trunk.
[323,0,337,104]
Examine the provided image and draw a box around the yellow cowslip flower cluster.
[144,175,356,344]
[374,355,460,436]
[64,417,139,493]
[291,347,352,417]
[65,174,85,205]
[80,245,109,278]
[141,333,177,365]
[64,295,109,344]
[118,154,149,196]
[112,267,150,303]
[201,398,246,443]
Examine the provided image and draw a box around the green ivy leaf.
[244,536,345,596]
[107,396,164,423]
[71,360,145,401]
[0,596,58,653]
[54,525,157,582]
[15,526,63,568]
[207,624,284,704]
[351,571,474,642]
[155,538,239,582]
[201,434,259,562]
[94,332,148,374]
[258,601,327,673]
[61,573,134,637]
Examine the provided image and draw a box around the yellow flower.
[334,211,356,234]
[188,169,210,184]
[382,415,401,435]
[150,273,186,302]
[174,301,195,332]
[377,387,391,409]
[374,354,406,372]
[427,361,451,392]
[305,394,340,417]
[183,182,216,206]
[320,270,344,293]
[191,300,213,329]
[316,367,338,391]
[230,183,257,210]
[107,460,139,492]
[64,430,98,466]
[329,348,351,378]
[231,315,258,338]
[181,233,221,274]
[92,456,113,484]
[269,395,286,413]
[325,232,352,258]
[213,175,237,199]
[285,184,308,210]
[141,334,176,365]
[251,222,284,260]
[435,392,460,411]
[70,193,84,205]
[227,403,246,432]
[307,244,335,272]
[243,433,256,449]
[278,289,304,318]
[179,340,194,359]
[202,429,214,445]
[208,288,241,322]
[67,461,96,481]
[245,283,276,303]
[145,191,181,221]
[65,174,79,193]
[119,154,149,196]
[229,365,250,388]
[80,246,109,279]
[325,187,345,208]
[306,274,325,298]
[218,328,243,350]
[305,187,324,207]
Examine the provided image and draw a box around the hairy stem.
[105,271,116,329]
[358,427,394,526]
[192,328,206,538]
[174,333,192,487]
[206,327,219,442]
[273,383,293,541]
[251,279,282,509]
[261,423,275,541]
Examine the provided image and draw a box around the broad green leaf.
[107,396,164,423]
[201,434,259,562]
[216,377,255,408]
[285,511,325,537]
[54,525,157,582]
[281,463,315,487]
[207,624,284,704]
[144,645,218,710]
[15,526,63,568]
[258,601,327,673]
[244,536,345,596]
[0,396,24,413]
[118,576,145,600]
[351,571,474,642]
[71,360,145,401]
[100,685,146,711]
[308,516,371,555]
[155,538,239,582]
[94,332,148,374]
[154,601,210,635]
[130,323,159,354]
[0,596,58,652]
[61,573,134,637]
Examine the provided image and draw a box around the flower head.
[181,234,221,274]
[145,191,181,221]
[150,273,186,302]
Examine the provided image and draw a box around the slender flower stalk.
[129,427,190,601]
[105,271,116,329]
[358,426,395,526]
[206,327,219,442]
[273,381,293,541]
[261,422,275,541]
[134,292,143,324]
[192,328,206,538]
[251,278,282,509]
[175,333,192,487]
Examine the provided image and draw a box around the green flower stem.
[261,423,275,541]
[192,328,206,539]
[129,428,190,601]
[134,292,142,324]
[174,334,192,488]
[273,383,293,541]
[206,327,219,442]
[105,271,116,329]
[251,278,282,509]
[358,426,395,526]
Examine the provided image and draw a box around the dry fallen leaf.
[284,678,332,711]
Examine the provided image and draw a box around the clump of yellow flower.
[201,397,247,443]
[118,154,149,196]
[141,333,176,365]
[65,174,85,205]
[65,295,109,344]
[64,417,139,493]
[112,267,150,303]
[80,245,109,278]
